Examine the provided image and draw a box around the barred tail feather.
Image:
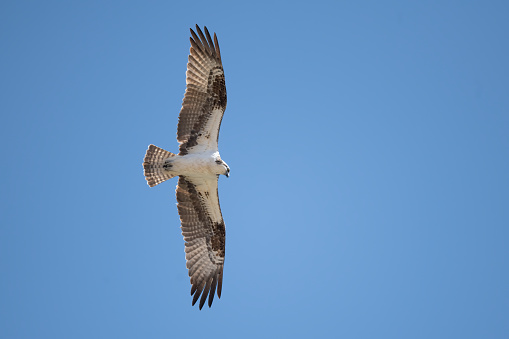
[143,144,176,187]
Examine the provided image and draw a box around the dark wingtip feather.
[217,271,223,299]
[189,34,203,55]
[192,281,205,306]
[208,275,218,308]
[199,279,212,310]
[192,291,200,306]
[203,26,216,59]
[213,33,221,65]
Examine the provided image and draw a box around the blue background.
[1,1,508,338]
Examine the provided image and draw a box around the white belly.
[168,152,221,177]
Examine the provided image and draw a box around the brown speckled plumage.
[178,25,226,155]
[176,176,225,309]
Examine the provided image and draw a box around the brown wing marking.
[176,176,225,309]
[177,25,227,155]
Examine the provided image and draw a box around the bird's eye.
[216,160,222,164]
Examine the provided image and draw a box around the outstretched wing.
[177,25,227,155]
[176,175,225,309]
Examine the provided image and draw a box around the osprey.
[143,25,229,309]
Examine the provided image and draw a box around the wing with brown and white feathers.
[177,25,227,155]
[176,175,225,309]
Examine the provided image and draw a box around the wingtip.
[194,24,208,32]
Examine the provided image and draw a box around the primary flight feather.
[143,25,229,310]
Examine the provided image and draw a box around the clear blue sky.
[1,1,508,338]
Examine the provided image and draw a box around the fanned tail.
[143,144,176,187]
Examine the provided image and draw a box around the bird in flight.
[143,25,229,309]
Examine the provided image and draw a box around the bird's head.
[215,158,230,178]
